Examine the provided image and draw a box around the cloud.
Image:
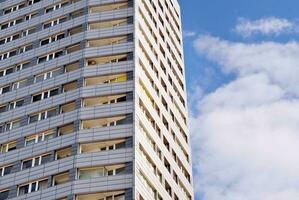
[183,30,197,38]
[234,17,298,37]
[191,35,299,200]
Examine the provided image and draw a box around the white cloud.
[235,17,297,37]
[184,30,197,38]
[191,35,299,200]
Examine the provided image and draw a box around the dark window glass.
[38,179,48,190]
[26,45,33,51]
[9,50,17,57]
[115,141,126,149]
[28,28,35,35]
[38,56,47,63]
[114,194,125,200]
[16,18,23,24]
[32,94,42,102]
[29,115,38,123]
[47,109,56,118]
[61,2,68,7]
[50,89,59,97]
[1,24,8,30]
[23,62,30,69]
[54,51,63,58]
[6,68,13,75]
[15,100,24,108]
[41,154,51,164]
[0,125,4,133]
[0,39,5,45]
[0,106,6,113]
[4,9,11,14]
[18,185,29,195]
[59,17,67,23]
[117,96,126,102]
[45,7,54,13]
[44,91,49,99]
[2,86,10,94]
[3,165,13,175]
[19,4,26,9]
[43,23,51,29]
[22,160,33,169]
[0,190,9,200]
[7,144,16,152]
[12,34,20,40]
[41,39,49,46]
[115,167,125,175]
[56,33,65,40]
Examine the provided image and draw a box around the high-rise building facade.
[0,0,193,199]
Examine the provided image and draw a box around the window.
[16,61,30,72]
[78,164,126,180]
[0,33,20,46]
[5,120,20,131]
[25,12,38,21]
[22,27,36,36]
[40,33,65,46]
[52,172,70,186]
[64,61,80,72]
[0,125,4,133]
[12,80,26,91]
[43,17,67,29]
[81,116,127,129]
[60,102,76,113]
[18,179,48,196]
[55,147,72,160]
[45,1,68,13]
[0,18,23,30]
[0,49,18,61]
[0,141,17,153]
[84,73,128,86]
[25,130,53,146]
[76,191,125,200]
[86,54,128,66]
[78,167,105,179]
[9,99,24,110]
[21,154,51,170]
[0,68,14,77]
[32,88,59,102]
[71,9,84,19]
[89,2,128,13]
[83,94,127,107]
[79,139,126,154]
[89,18,128,30]
[58,123,75,136]
[27,0,41,6]
[29,108,56,123]
[87,35,128,47]
[0,189,9,200]
[37,50,64,64]
[0,105,6,113]
[34,68,60,83]
[63,81,78,92]
[3,3,26,15]
[69,26,83,36]
[66,43,81,53]
[0,165,13,176]
[19,44,33,54]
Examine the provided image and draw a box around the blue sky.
[182,0,299,95]
[180,1,299,200]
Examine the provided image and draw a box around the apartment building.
[0,0,193,199]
